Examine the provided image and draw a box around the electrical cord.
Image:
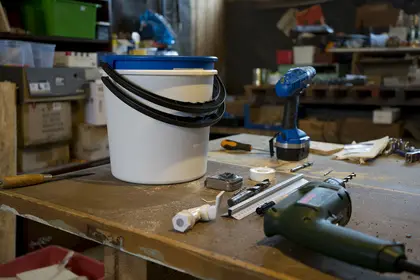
[100,62,226,114]
[397,259,420,275]
[101,75,225,128]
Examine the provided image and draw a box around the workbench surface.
[1,134,419,280]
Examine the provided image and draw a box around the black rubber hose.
[100,62,226,114]
[397,259,420,275]
[101,75,225,128]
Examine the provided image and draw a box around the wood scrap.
[0,82,17,263]
[310,141,344,156]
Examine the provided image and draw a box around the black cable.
[101,76,225,128]
[100,62,226,114]
[397,259,420,275]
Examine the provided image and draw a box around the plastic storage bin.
[0,40,34,67]
[23,0,98,39]
[31,42,56,67]
[0,246,104,279]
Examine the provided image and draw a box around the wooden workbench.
[0,134,419,280]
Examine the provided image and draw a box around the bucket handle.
[100,62,225,114]
[101,75,225,128]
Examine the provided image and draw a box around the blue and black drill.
[269,67,316,161]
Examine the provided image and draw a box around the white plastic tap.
[172,191,224,233]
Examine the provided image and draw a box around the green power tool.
[263,175,420,276]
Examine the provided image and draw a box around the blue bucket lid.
[101,55,218,70]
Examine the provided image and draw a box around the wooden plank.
[0,82,17,263]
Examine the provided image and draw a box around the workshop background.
[1,0,420,277]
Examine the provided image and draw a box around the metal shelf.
[328,47,420,54]
[0,32,111,52]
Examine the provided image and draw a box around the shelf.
[328,47,420,54]
[0,32,111,52]
[359,58,413,64]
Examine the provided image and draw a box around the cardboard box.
[85,80,106,125]
[299,118,338,142]
[373,108,400,124]
[0,66,86,103]
[340,118,402,143]
[19,102,72,147]
[250,105,284,126]
[54,52,98,68]
[74,123,109,161]
[18,144,70,173]
[225,98,247,117]
[356,4,399,29]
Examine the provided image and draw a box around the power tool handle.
[309,220,406,273]
[0,174,50,189]
[221,140,252,151]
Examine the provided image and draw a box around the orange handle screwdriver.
[221,139,268,152]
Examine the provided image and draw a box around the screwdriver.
[0,172,94,189]
[221,139,268,152]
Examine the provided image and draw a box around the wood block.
[310,141,344,156]
[0,82,17,263]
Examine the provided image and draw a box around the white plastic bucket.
[103,69,219,184]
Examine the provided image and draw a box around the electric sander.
[269,67,316,161]
[263,176,420,276]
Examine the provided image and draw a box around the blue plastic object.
[139,10,176,46]
[101,55,218,70]
[272,66,316,161]
[275,67,316,98]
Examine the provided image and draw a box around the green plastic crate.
[23,0,98,39]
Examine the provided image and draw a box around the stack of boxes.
[56,52,110,162]
[18,102,72,172]
[0,66,87,173]
[74,78,109,161]
[0,51,110,173]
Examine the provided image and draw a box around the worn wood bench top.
[0,134,418,280]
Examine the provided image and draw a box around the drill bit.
[323,169,333,176]
[290,162,313,173]
[343,173,356,183]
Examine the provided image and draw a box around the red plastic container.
[0,246,104,280]
[276,50,293,64]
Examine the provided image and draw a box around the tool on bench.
[227,179,270,207]
[221,139,268,152]
[173,191,224,233]
[205,173,243,192]
[249,167,276,182]
[323,168,333,176]
[406,150,420,163]
[269,67,316,161]
[224,174,308,220]
[384,138,420,163]
[256,173,356,215]
[263,173,420,276]
[290,162,313,173]
[0,173,94,189]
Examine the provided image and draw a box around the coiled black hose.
[100,62,226,114]
[101,65,226,128]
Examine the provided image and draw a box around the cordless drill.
[269,67,316,161]
[263,174,420,275]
